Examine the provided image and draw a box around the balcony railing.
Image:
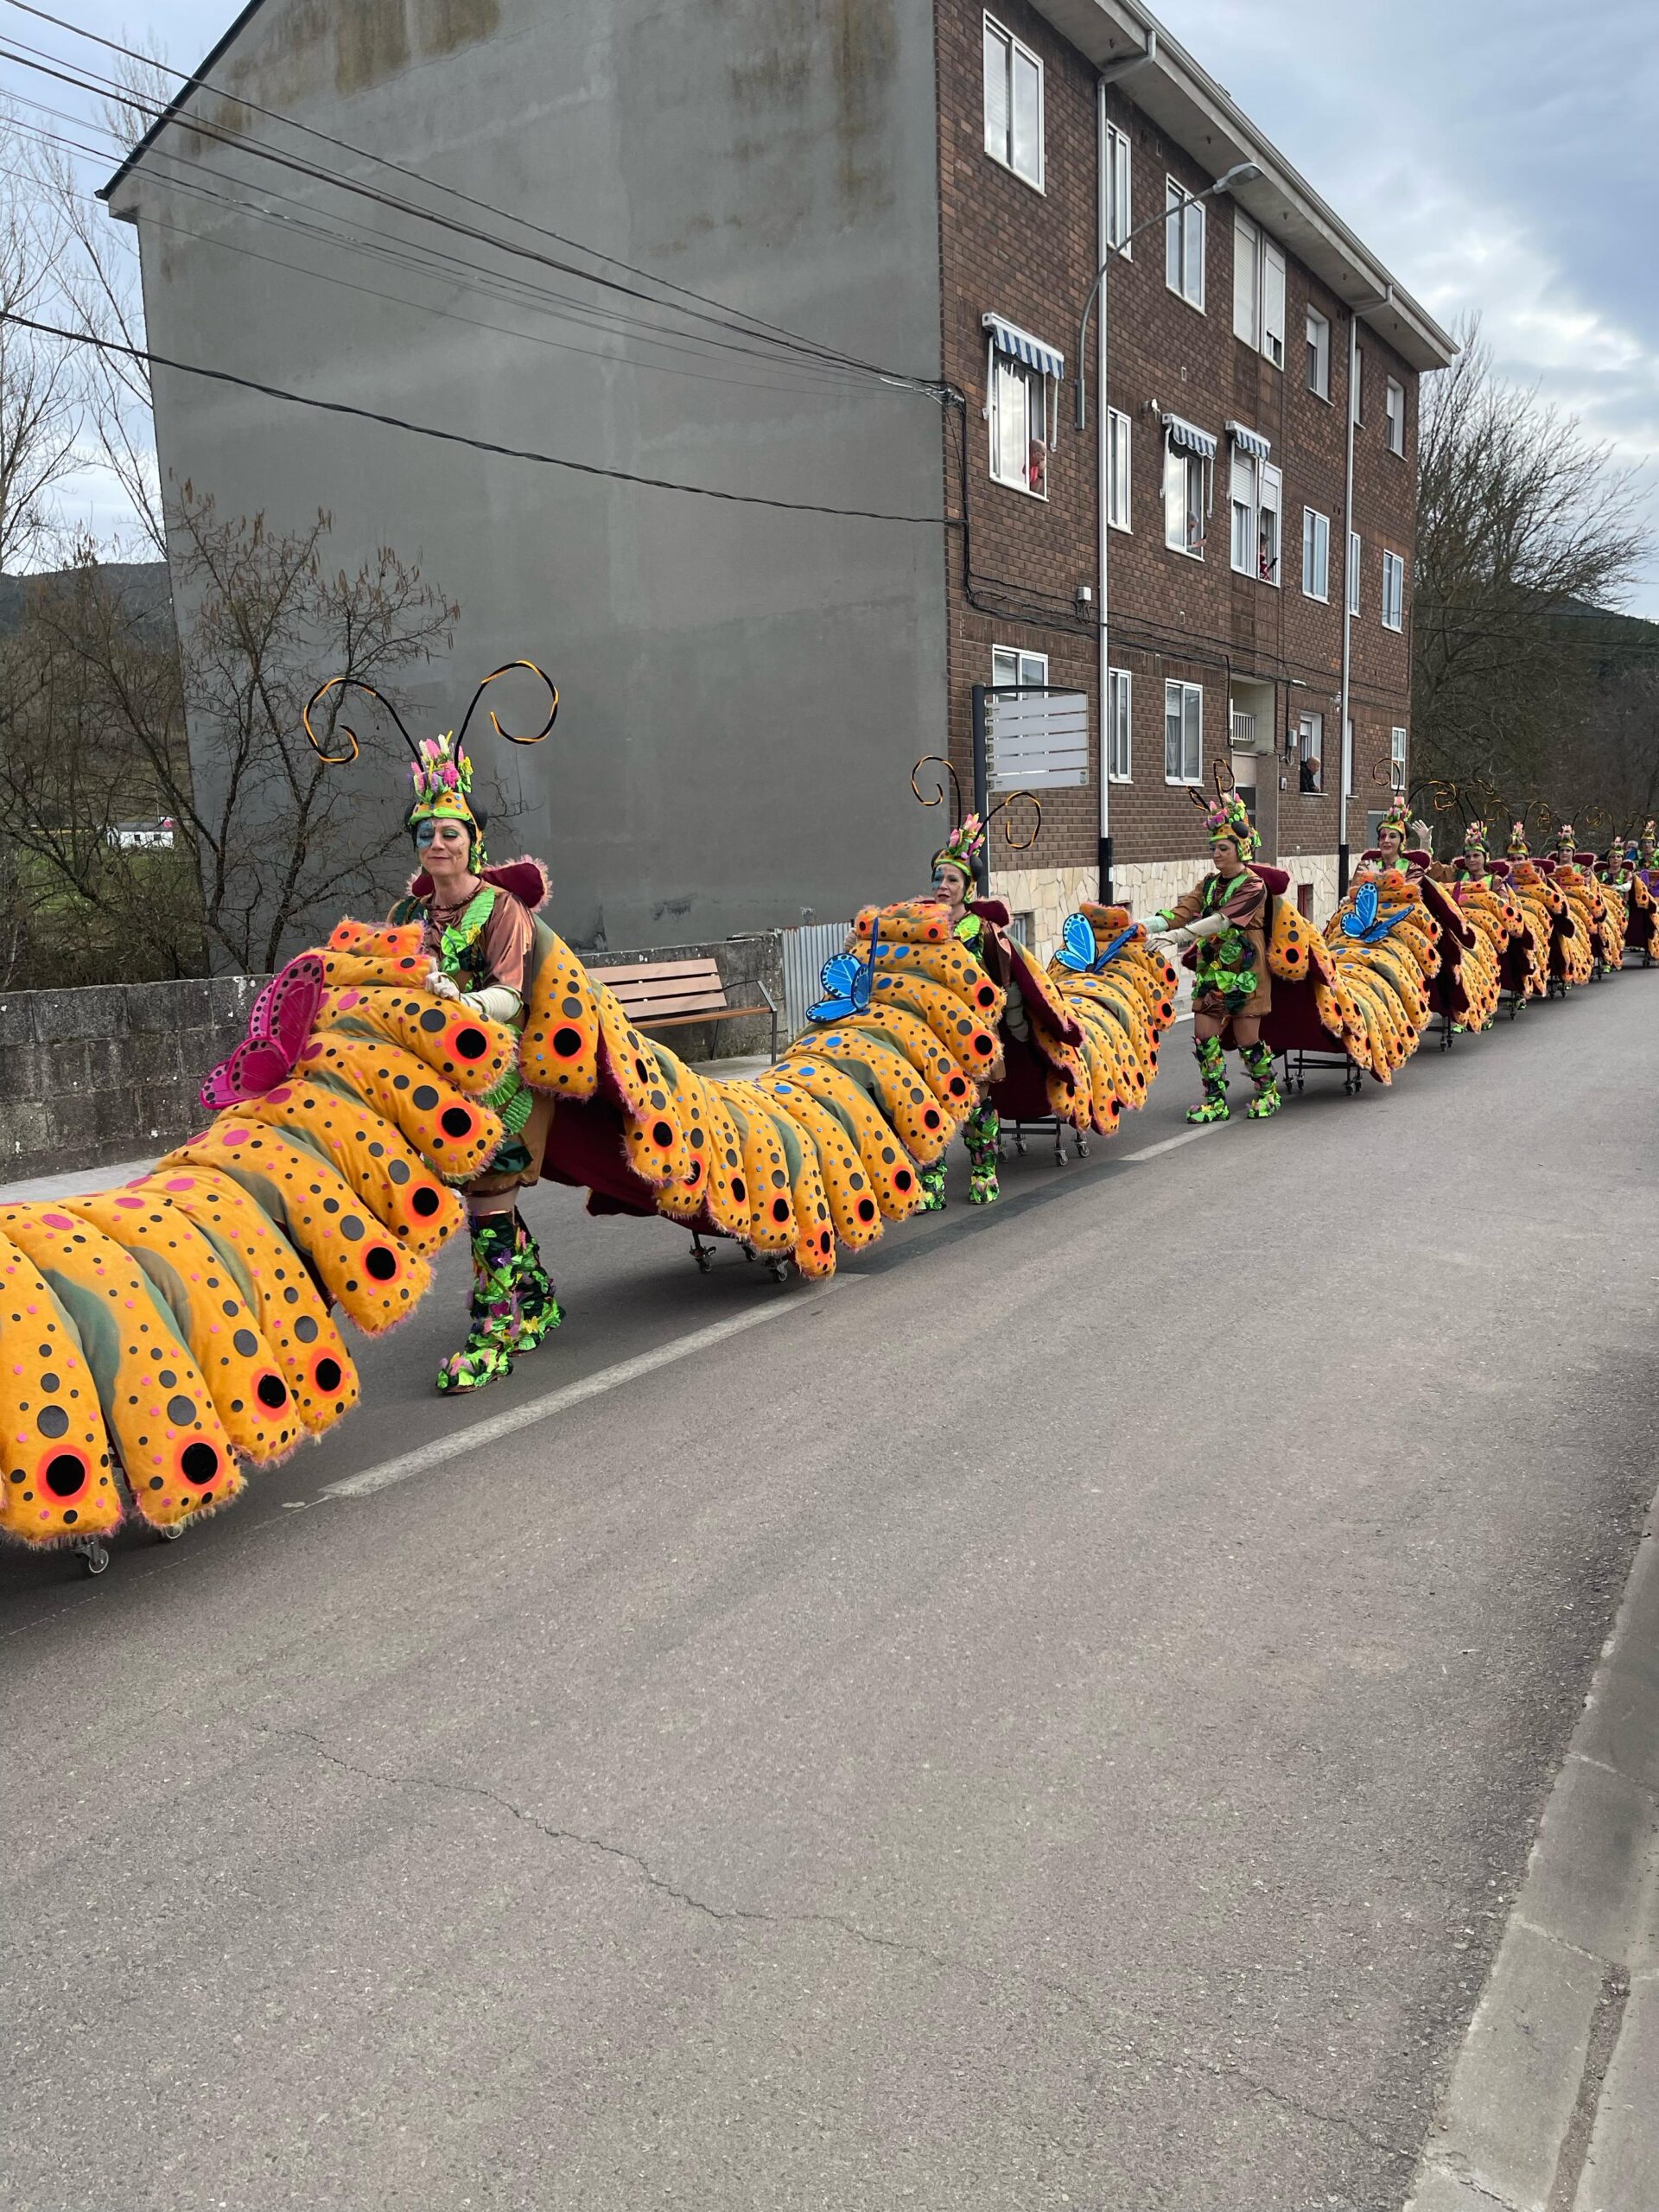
[1229,709,1256,751]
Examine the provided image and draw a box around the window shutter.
[1233,212,1258,343]
[983,22,1009,158]
[1011,48,1041,182]
[1262,243,1286,367]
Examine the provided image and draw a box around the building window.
[992,645,1049,691]
[1230,447,1257,575]
[983,16,1043,189]
[1165,177,1205,309]
[1165,679,1202,783]
[1164,441,1208,557]
[1108,665,1132,780]
[1386,376,1406,455]
[1232,213,1285,367]
[1301,507,1331,601]
[1347,530,1361,616]
[1306,307,1331,399]
[1104,123,1131,251]
[1382,549,1406,631]
[1297,710,1324,792]
[1107,407,1131,531]
[1296,882,1314,919]
[989,351,1050,497]
[1391,726,1408,777]
[1258,462,1281,586]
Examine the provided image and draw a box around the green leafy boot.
[510,1209,564,1354]
[964,1101,1001,1205]
[1186,1035,1230,1124]
[436,1214,519,1395]
[918,1159,948,1213]
[1242,1040,1282,1120]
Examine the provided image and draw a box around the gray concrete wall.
[112,0,947,958]
[0,974,261,1184]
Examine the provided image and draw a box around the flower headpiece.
[1554,822,1577,855]
[1506,819,1529,859]
[1185,761,1257,859]
[1642,819,1657,848]
[1378,797,1414,854]
[1462,819,1489,858]
[933,810,987,882]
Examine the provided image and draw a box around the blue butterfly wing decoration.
[1092,925,1139,969]
[1341,880,1408,945]
[1055,912,1097,972]
[807,921,879,1023]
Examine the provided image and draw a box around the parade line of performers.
[3,667,1655,1570]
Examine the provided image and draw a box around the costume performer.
[388,734,562,1393]
[1506,821,1531,863]
[918,813,1005,1209]
[1637,821,1658,876]
[1355,796,1430,880]
[1147,785,1281,1123]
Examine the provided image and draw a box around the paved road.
[5,982,1657,2211]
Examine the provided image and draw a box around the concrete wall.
[112,0,948,957]
[0,975,261,1184]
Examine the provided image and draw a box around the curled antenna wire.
[302,676,421,766]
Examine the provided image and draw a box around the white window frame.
[1164,678,1203,785]
[1232,213,1285,368]
[1390,726,1408,777]
[1163,438,1209,558]
[1301,506,1331,601]
[1107,665,1132,782]
[1297,709,1325,793]
[1258,462,1281,587]
[1104,122,1131,252]
[988,348,1051,499]
[1230,446,1259,576]
[982,15,1044,191]
[1306,306,1331,400]
[1107,405,1131,531]
[1165,176,1205,311]
[1347,530,1361,616]
[991,644,1049,691]
[1386,375,1406,456]
[1382,549,1406,632]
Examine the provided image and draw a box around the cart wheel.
[742,1245,755,1262]
[1053,1137,1065,1166]
[77,1538,110,1577]
[1014,1132,1027,1156]
[1075,1135,1089,1160]
[691,1242,715,1274]
[767,1255,791,1285]
[158,1523,183,1542]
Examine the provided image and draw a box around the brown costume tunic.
[1163,869,1272,1019]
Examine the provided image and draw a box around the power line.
[0,11,946,395]
[0,306,961,526]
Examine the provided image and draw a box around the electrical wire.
[0,306,963,526]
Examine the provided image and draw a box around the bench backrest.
[589,957,731,1022]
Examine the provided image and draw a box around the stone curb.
[1404,1510,1659,2212]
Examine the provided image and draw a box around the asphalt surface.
[5,981,1658,2212]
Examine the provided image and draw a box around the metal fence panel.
[780,919,853,1040]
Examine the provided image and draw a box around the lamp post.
[1080,160,1259,902]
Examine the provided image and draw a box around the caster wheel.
[77,1539,110,1577]
[767,1256,791,1285]
[1014,1135,1027,1156]
[1076,1136,1089,1160]
[693,1249,715,1274]
[158,1524,183,1542]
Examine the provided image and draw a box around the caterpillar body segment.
[520,924,604,1098]
[229,1082,464,1258]
[747,1077,886,1249]
[0,1227,124,1545]
[292,1033,504,1183]
[315,987,518,1096]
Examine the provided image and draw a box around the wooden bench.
[588,957,779,1061]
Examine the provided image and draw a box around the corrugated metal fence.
[780,920,853,1042]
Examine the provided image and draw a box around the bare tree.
[0,492,458,980]
[0,110,83,571]
[1411,321,1653,827]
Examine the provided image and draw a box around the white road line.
[1121,1125,1217,1163]
[318,1284,843,1501]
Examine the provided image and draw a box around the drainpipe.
[1338,282,1390,897]
[1095,33,1156,906]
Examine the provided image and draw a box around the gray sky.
[7,0,1656,611]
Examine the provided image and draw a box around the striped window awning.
[1227,420,1272,461]
[1164,413,1217,460]
[982,313,1065,381]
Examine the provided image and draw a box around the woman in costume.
[1356,796,1430,880]
[1147,786,1280,1124]
[1506,821,1530,863]
[918,812,1007,1208]
[387,735,563,1392]
[1636,821,1658,875]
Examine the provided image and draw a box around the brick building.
[938,0,1453,939]
[109,0,1452,957]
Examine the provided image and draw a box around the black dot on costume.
[894,1169,914,1192]
[652,1122,674,1148]
[340,1216,365,1242]
[857,1198,876,1222]
[689,1128,705,1150]
[315,1357,343,1393]
[731,1178,747,1203]
[771,1199,790,1224]
[454,1027,488,1059]
[419,1008,447,1032]
[294,1316,319,1344]
[386,1160,411,1187]
[233,1329,258,1357]
[37,1405,69,1440]
[552,1027,582,1058]
[365,1247,397,1283]
[283,1287,300,1305]
[181,1441,218,1484]
[924,1110,941,1129]
[440,1107,471,1137]
[257,1374,288,1410]
[43,1453,86,1498]
[167,1395,198,1424]
[413,1085,440,1111]
[562,996,584,1019]
[411,1187,441,1218]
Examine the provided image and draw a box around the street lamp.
[1082,158,1259,903]
[1075,161,1259,433]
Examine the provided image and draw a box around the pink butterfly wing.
[197,953,324,1110]
[265,954,325,1063]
